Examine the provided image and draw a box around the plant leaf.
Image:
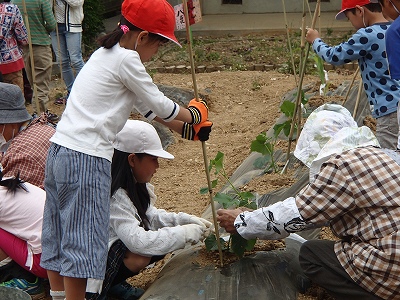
[204,234,227,251]
[238,191,256,202]
[280,100,295,117]
[230,233,255,257]
[213,151,224,173]
[214,192,238,209]
[199,187,209,194]
[253,155,271,169]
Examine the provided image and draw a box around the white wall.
[168,0,342,15]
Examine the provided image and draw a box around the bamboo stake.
[284,0,321,171]
[53,0,66,99]
[352,79,363,119]
[21,0,40,112]
[182,0,224,267]
[281,0,298,85]
[342,66,360,106]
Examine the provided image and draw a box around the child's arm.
[154,117,213,141]
[306,28,369,66]
[305,28,320,44]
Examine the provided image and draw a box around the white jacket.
[109,184,198,255]
[57,0,84,32]
[87,183,199,293]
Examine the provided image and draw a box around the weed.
[251,80,262,91]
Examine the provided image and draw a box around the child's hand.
[305,28,320,44]
[187,98,208,124]
[182,224,206,244]
[181,120,213,141]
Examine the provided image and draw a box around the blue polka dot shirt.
[312,23,400,118]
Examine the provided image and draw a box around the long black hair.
[111,149,151,230]
[97,16,169,49]
[0,171,28,193]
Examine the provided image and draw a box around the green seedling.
[311,53,330,96]
[251,132,279,174]
[201,151,257,257]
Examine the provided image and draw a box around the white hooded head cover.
[293,103,380,182]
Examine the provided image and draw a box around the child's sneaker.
[0,277,46,300]
[107,281,144,300]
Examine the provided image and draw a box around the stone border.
[147,61,358,74]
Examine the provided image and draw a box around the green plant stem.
[220,169,246,201]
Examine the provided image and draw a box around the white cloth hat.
[293,103,380,181]
[113,120,174,159]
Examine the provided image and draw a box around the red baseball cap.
[121,0,181,47]
[335,0,371,19]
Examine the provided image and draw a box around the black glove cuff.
[187,107,201,125]
[182,122,195,140]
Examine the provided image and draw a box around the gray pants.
[376,111,399,150]
[299,240,383,300]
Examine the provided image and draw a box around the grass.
[145,30,354,75]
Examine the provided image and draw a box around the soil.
[37,33,360,299]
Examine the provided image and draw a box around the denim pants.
[50,23,85,94]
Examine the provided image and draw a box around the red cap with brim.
[121,0,181,47]
[335,0,372,19]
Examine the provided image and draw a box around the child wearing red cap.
[306,0,400,150]
[39,0,212,299]
[372,0,400,149]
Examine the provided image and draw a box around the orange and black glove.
[187,98,208,124]
[182,121,213,141]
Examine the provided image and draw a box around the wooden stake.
[182,0,224,267]
[342,66,360,106]
[21,0,40,111]
[284,0,321,172]
[281,0,298,85]
[353,79,363,119]
[52,0,66,95]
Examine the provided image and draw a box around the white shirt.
[0,182,45,268]
[87,183,195,293]
[109,184,194,255]
[51,44,179,161]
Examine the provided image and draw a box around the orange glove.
[182,120,213,141]
[187,98,208,124]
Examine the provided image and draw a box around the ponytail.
[97,16,170,49]
[97,16,140,49]
[0,171,28,193]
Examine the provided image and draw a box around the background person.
[305,0,400,149]
[13,0,58,121]
[217,104,400,300]
[51,0,85,105]
[39,0,212,298]
[0,82,55,189]
[0,173,48,299]
[371,0,400,149]
[0,0,28,92]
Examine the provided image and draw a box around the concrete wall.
[168,0,342,15]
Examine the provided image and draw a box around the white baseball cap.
[113,120,174,159]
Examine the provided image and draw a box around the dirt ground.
[35,66,356,300]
